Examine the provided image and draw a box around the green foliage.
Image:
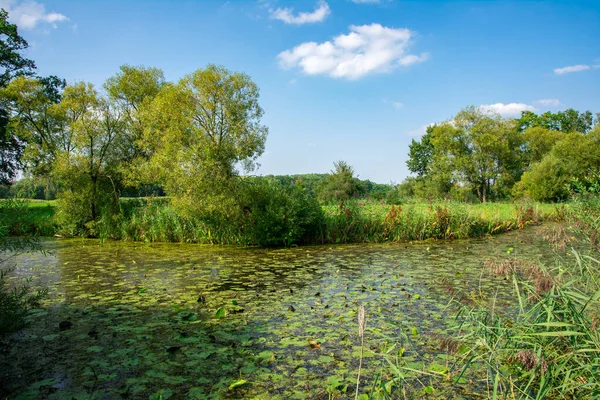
[318,161,364,203]
[0,9,37,183]
[5,176,58,200]
[0,197,47,337]
[516,154,570,202]
[406,125,434,177]
[408,108,599,202]
[518,108,595,133]
[430,107,520,202]
[239,178,324,246]
[517,131,600,202]
[0,268,46,336]
[137,65,268,223]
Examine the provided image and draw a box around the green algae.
[1,225,559,399]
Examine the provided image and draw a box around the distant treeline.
[404,107,600,203]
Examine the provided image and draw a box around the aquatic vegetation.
[1,225,559,398]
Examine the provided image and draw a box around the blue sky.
[2,0,599,183]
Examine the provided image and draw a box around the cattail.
[355,305,366,400]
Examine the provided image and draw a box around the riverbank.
[3,198,563,245]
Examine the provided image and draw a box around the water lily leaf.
[150,388,172,400]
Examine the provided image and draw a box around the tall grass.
[25,197,560,245]
[96,198,245,244]
[323,200,556,244]
[378,195,600,399]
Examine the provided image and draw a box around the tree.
[515,154,569,202]
[317,160,363,203]
[104,65,165,163]
[516,131,600,201]
[0,76,68,176]
[430,107,517,202]
[0,9,37,183]
[53,82,125,230]
[518,109,595,133]
[140,65,268,218]
[0,9,36,87]
[406,125,434,178]
[522,126,563,164]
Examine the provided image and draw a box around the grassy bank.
[370,195,600,399]
[10,198,562,245]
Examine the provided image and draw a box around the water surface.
[2,225,558,399]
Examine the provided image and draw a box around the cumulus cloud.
[0,0,69,29]
[270,1,330,24]
[277,23,429,80]
[533,98,561,108]
[554,64,591,75]
[479,103,535,117]
[406,123,434,137]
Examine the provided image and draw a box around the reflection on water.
[3,225,557,399]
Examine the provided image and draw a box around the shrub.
[517,154,570,202]
[239,178,324,246]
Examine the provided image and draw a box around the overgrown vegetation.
[406,107,600,202]
[372,192,600,399]
[0,198,47,337]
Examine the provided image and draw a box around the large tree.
[430,107,518,202]
[406,125,434,178]
[141,65,268,218]
[0,9,36,183]
[53,82,125,227]
[1,76,68,175]
[104,65,165,163]
[518,109,595,134]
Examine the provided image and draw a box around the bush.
[517,154,570,202]
[239,178,324,246]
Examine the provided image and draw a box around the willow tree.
[1,77,126,233]
[104,65,165,163]
[53,82,125,230]
[141,65,268,218]
[0,76,68,176]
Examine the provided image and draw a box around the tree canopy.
[406,107,599,202]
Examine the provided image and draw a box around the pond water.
[2,225,559,399]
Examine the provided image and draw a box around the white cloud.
[553,64,591,75]
[533,98,561,108]
[270,1,330,24]
[0,0,69,29]
[393,102,404,109]
[406,123,434,137]
[278,23,429,80]
[479,103,535,117]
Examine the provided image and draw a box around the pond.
[1,225,559,399]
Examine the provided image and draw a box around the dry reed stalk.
[355,305,366,400]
